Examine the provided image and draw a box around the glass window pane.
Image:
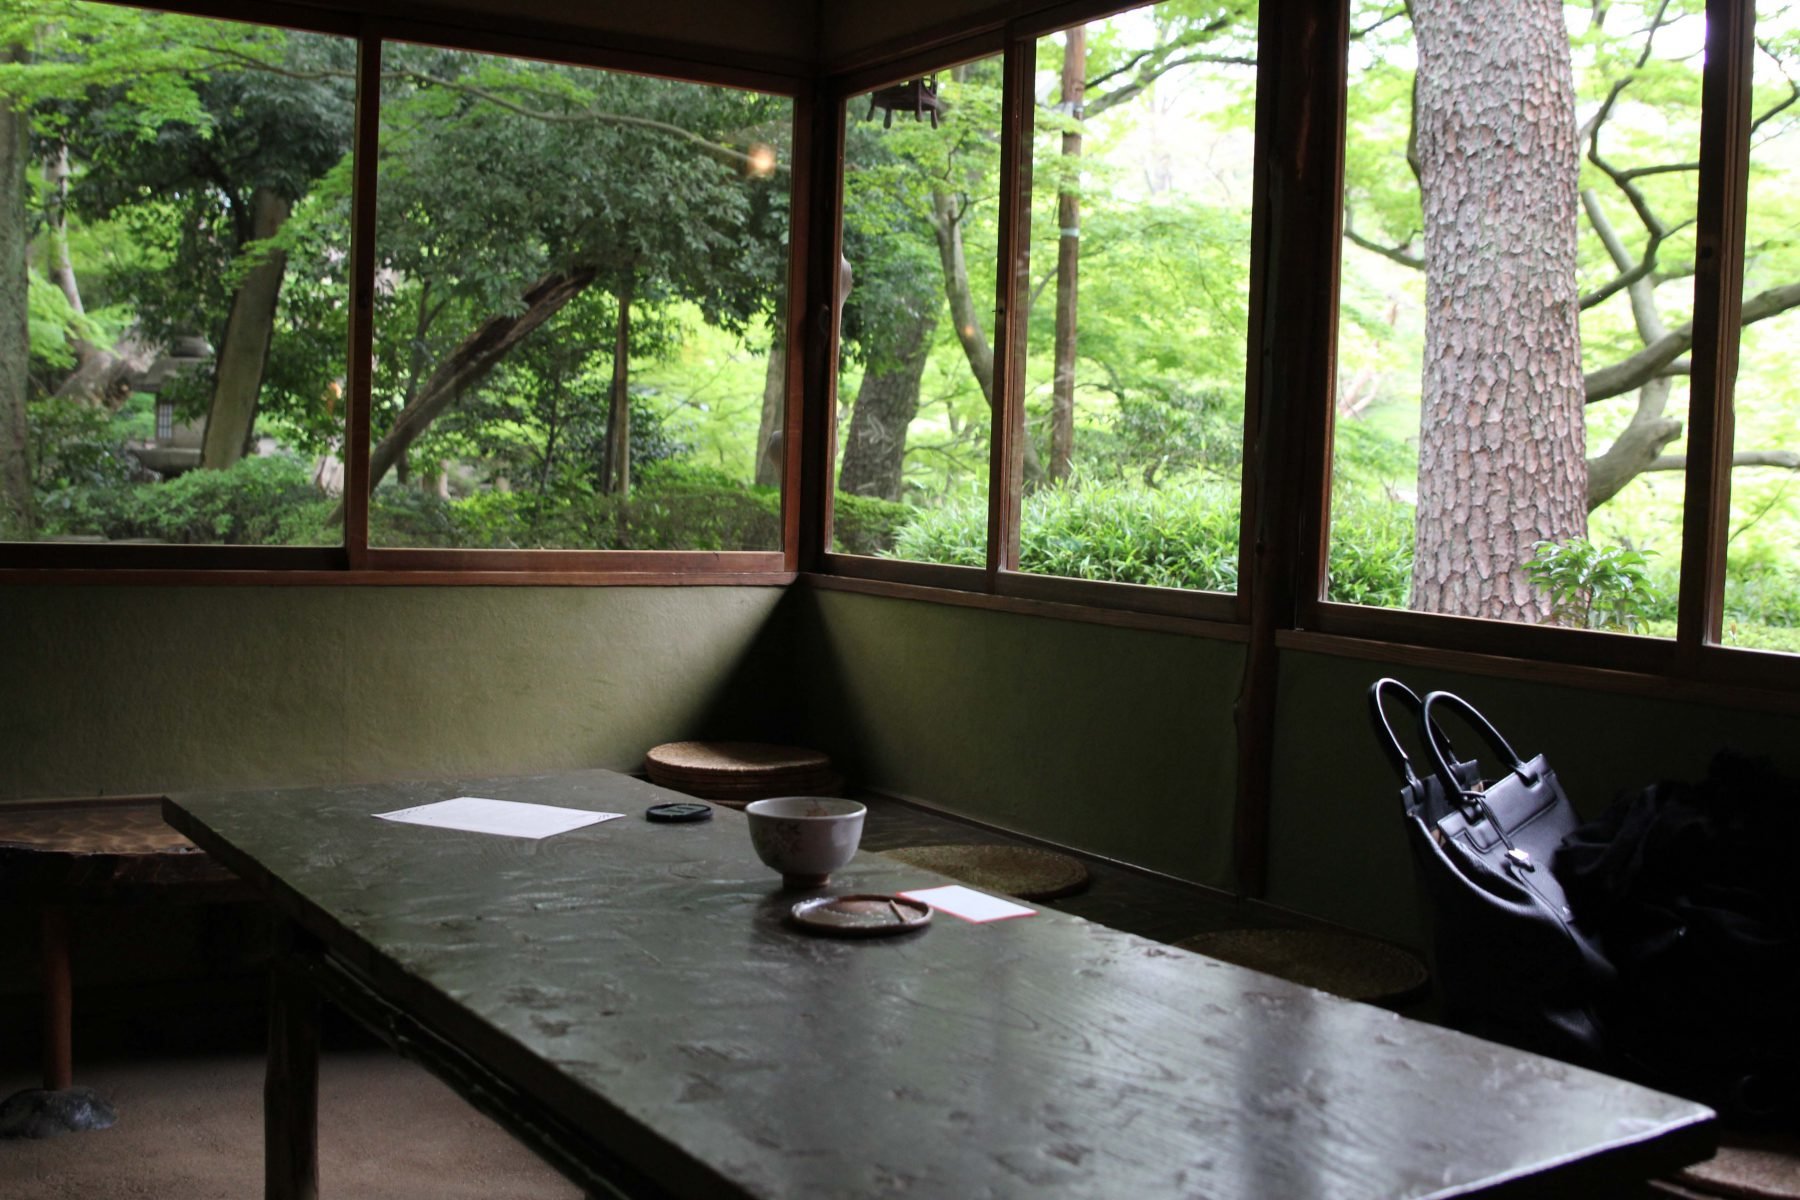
[1012,4,1256,592]
[1329,0,1701,636]
[834,56,1003,563]
[370,45,791,551]
[1725,5,1800,652]
[4,7,352,546]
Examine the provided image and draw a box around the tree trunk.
[929,190,1044,487]
[361,265,598,500]
[0,43,33,534]
[601,271,634,496]
[1049,27,1085,483]
[1410,0,1587,619]
[1586,377,1681,509]
[1579,189,1683,509]
[754,321,785,488]
[50,339,153,408]
[45,126,151,411]
[42,139,102,376]
[838,304,937,500]
[202,187,292,469]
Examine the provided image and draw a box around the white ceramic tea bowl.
[744,796,866,889]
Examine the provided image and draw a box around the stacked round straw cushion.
[644,741,843,808]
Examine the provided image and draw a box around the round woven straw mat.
[1674,1134,1800,1200]
[882,844,1090,901]
[1172,928,1429,1005]
[649,770,839,793]
[672,775,847,809]
[645,741,831,778]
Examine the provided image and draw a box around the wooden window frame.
[807,0,1800,697]
[1297,0,1779,690]
[813,3,1250,633]
[8,0,1794,703]
[0,0,810,587]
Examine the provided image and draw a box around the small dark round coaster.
[646,802,713,824]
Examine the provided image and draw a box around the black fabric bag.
[1370,680,1613,1063]
[1560,752,1800,1128]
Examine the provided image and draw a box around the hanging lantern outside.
[867,76,945,129]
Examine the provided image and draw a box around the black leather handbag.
[1370,680,1613,1063]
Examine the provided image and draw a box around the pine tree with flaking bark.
[1410,0,1587,620]
[1344,3,1800,561]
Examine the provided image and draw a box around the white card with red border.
[899,884,1037,923]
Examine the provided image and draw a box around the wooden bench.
[0,796,250,1137]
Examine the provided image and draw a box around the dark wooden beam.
[796,85,845,572]
[343,33,381,569]
[1232,0,1348,899]
[1679,0,1756,659]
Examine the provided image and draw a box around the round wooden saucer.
[789,893,931,937]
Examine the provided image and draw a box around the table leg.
[266,923,320,1200]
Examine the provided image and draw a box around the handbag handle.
[1420,690,1538,802]
[1368,677,1461,791]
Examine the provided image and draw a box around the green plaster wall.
[791,589,1800,951]
[9,579,1799,991]
[0,585,788,799]
[0,582,795,1013]
[799,588,1243,887]
[1267,650,1800,946]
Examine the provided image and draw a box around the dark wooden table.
[163,770,1715,1199]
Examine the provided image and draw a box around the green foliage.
[59,22,355,365]
[0,3,236,131]
[362,46,792,487]
[893,482,1241,589]
[891,479,1419,600]
[887,495,988,569]
[34,452,860,552]
[1325,497,1414,609]
[26,270,98,374]
[27,394,136,491]
[1023,200,1252,483]
[37,455,333,545]
[1526,537,1660,632]
[370,473,782,551]
[832,491,919,557]
[1014,482,1242,590]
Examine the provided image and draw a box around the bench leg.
[266,924,320,1200]
[0,905,116,1138]
[41,904,72,1092]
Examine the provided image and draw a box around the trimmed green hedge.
[32,460,1800,645]
[38,455,335,545]
[35,455,919,555]
[892,480,1415,603]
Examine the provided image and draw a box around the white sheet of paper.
[899,884,1037,923]
[373,796,623,840]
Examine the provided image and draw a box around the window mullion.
[987,35,1035,582]
[799,87,843,573]
[343,30,382,570]
[1678,0,1756,661]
